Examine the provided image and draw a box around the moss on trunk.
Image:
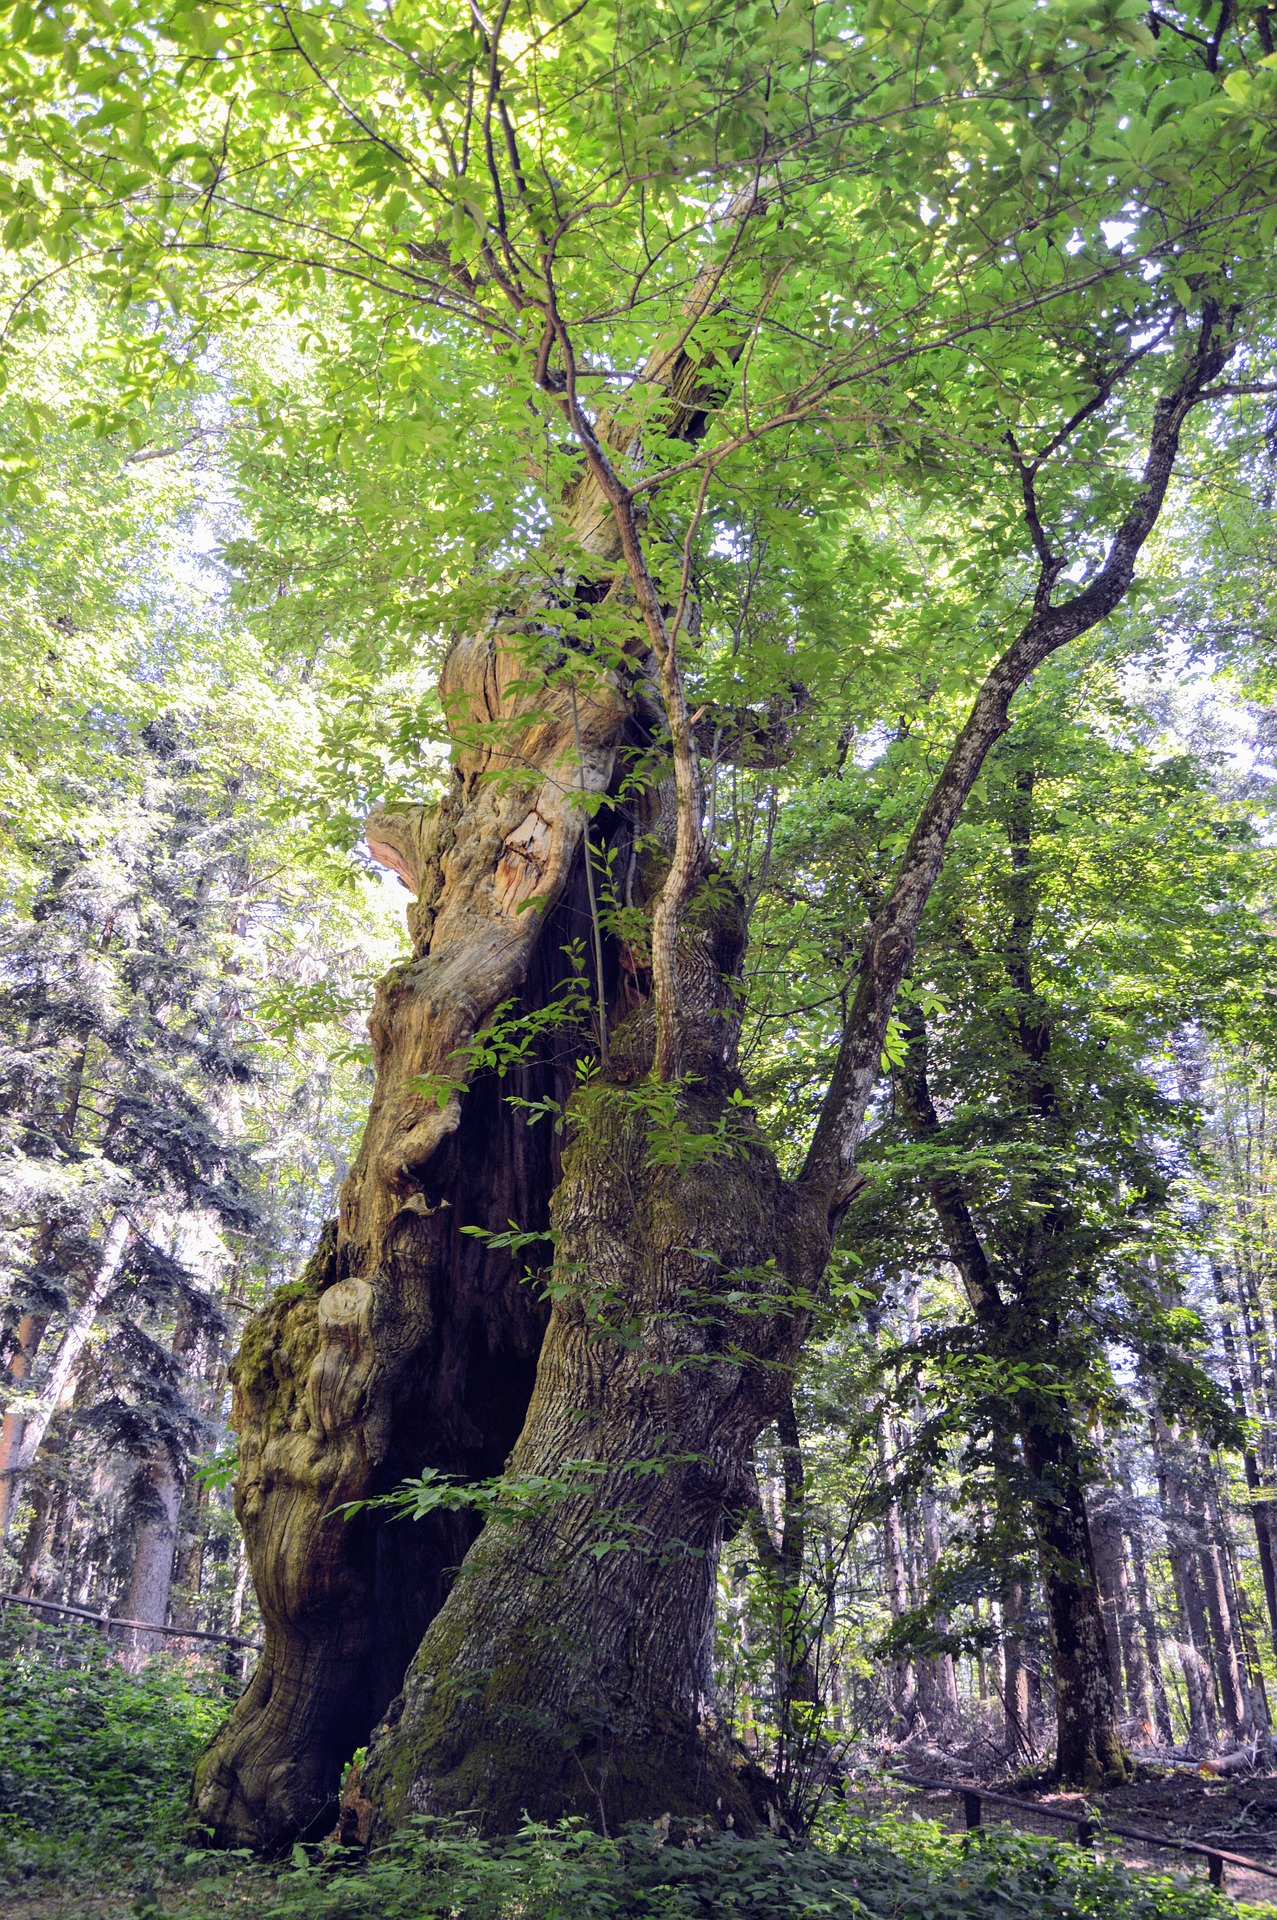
[360,1075,828,1837]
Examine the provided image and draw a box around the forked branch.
[799,300,1237,1218]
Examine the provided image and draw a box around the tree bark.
[876,1401,918,1733]
[1089,1477,1156,1744]
[361,1072,828,1837]
[122,1444,184,1669]
[190,885,594,1846]
[1214,1264,1277,1657]
[919,1483,960,1724]
[1020,1416,1129,1789]
[1153,1416,1218,1749]
[0,1312,50,1535]
[1001,1576,1034,1764]
[1123,1477,1175,1745]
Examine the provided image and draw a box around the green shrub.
[243,1812,1272,1920]
[2,1630,1271,1920]
[0,1619,237,1885]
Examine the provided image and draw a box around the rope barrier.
[0,1588,261,1651]
[893,1769,1277,1894]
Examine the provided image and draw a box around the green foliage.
[0,1621,237,1884]
[209,1812,1259,1920]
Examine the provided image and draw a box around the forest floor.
[873,1768,1277,1908]
[4,1631,1276,1920]
[7,1774,1277,1920]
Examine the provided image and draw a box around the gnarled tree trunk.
[361,1062,829,1836]
[191,647,629,1847]
[195,303,1231,1851]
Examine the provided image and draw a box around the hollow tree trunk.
[189,865,600,1847]
[360,1066,828,1837]
[189,205,755,1847]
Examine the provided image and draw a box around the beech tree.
[5,0,1277,1845]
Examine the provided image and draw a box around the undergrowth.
[0,1620,238,1891]
[0,1634,1272,1919]
[173,1811,1274,1920]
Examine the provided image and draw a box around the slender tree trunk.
[1001,1577,1034,1763]
[1153,1418,1218,1749]
[15,1468,58,1595]
[169,1476,208,1633]
[919,1484,959,1723]
[122,1444,184,1669]
[1121,1455,1174,1745]
[1215,1265,1277,1657]
[878,1410,918,1734]
[1198,1522,1249,1739]
[1089,1479,1155,1744]
[0,1211,130,1539]
[1088,1487,1127,1700]
[123,1307,204,1662]
[0,1312,50,1535]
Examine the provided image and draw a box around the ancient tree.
[15,0,1240,1843]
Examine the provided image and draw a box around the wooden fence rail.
[0,1588,262,1652]
[895,1770,1277,1894]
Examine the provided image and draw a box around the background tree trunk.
[0,1210,130,1538]
[122,1443,183,1669]
[1021,1415,1128,1789]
